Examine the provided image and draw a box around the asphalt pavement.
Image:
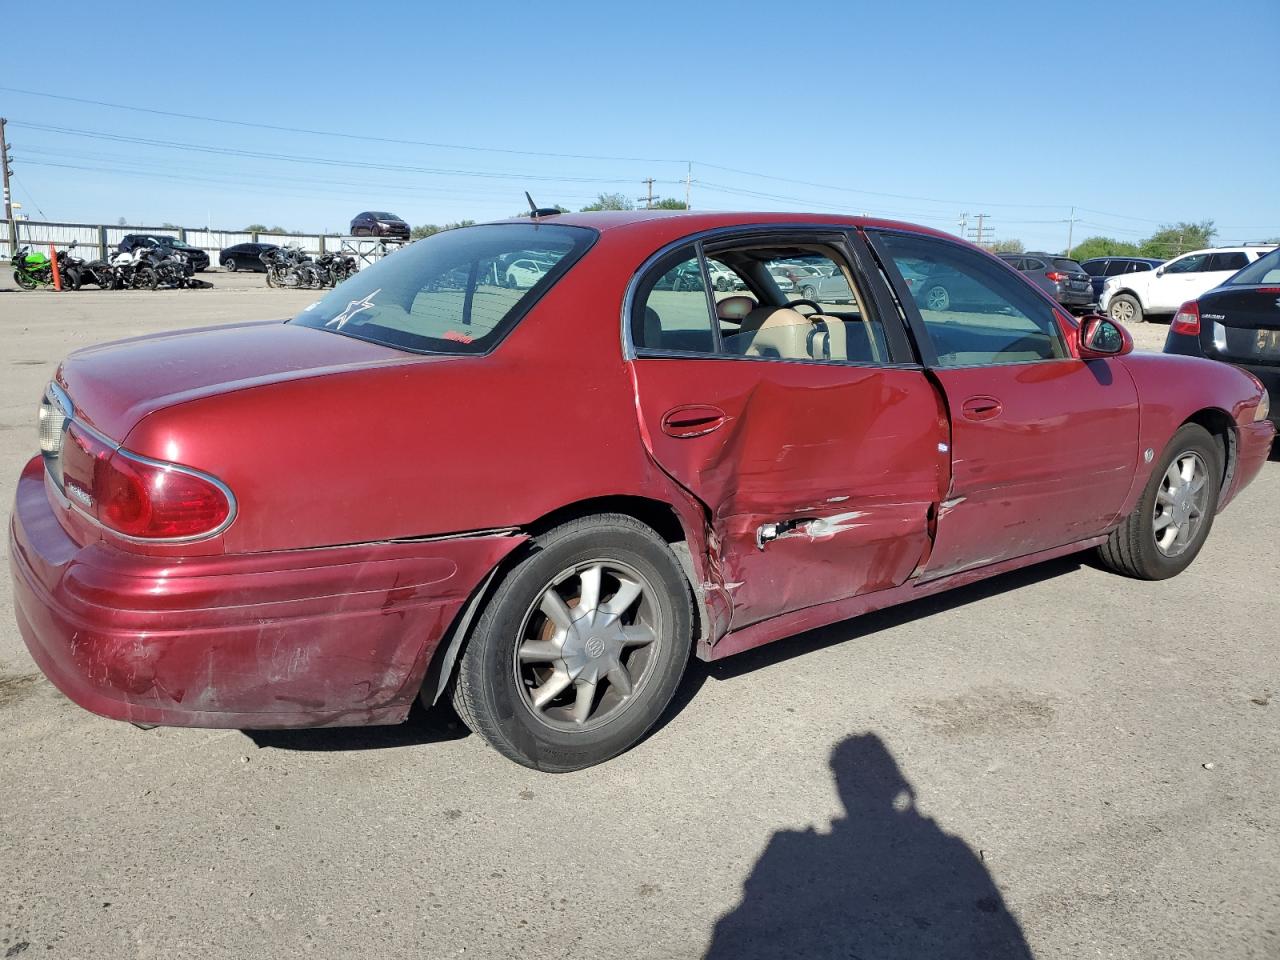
[1,276,1276,959]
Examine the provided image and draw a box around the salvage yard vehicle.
[10,211,1274,772]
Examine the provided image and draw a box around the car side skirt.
[700,534,1108,662]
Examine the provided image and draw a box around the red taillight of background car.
[1171,300,1201,336]
[1045,271,1069,282]
[60,423,232,539]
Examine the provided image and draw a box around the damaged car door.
[626,232,949,630]
[868,229,1141,578]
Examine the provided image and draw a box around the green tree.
[411,220,476,239]
[1070,236,1142,261]
[244,223,269,233]
[651,198,688,210]
[987,238,1024,254]
[579,192,632,212]
[1139,220,1215,259]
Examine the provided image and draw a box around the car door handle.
[961,396,1003,421]
[661,404,728,438]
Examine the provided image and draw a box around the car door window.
[1022,257,1046,271]
[632,246,717,353]
[1164,254,1208,274]
[1125,260,1151,273]
[1082,260,1106,277]
[633,239,894,364]
[876,232,1067,367]
[1207,252,1248,272]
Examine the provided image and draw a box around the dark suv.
[349,212,410,240]
[1080,256,1164,301]
[997,251,1094,311]
[117,234,211,272]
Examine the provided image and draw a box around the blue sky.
[3,0,1277,250]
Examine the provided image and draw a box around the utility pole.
[970,213,989,247]
[1065,205,1081,256]
[642,178,655,209]
[1,118,16,255]
[684,162,692,210]
[957,211,969,239]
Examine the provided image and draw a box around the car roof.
[493,210,962,245]
[1176,245,1278,257]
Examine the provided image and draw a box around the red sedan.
[10,212,1274,771]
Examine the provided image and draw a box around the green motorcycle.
[11,246,54,290]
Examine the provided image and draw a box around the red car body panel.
[9,211,1275,729]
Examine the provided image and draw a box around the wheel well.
[1112,288,1141,305]
[524,495,688,545]
[1184,408,1237,491]
[420,495,705,707]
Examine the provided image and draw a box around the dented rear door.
[626,230,947,631]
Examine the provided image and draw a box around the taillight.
[59,423,233,540]
[1045,271,1069,282]
[1171,300,1201,335]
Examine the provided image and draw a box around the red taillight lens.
[59,425,232,540]
[1045,271,1069,282]
[1171,300,1201,335]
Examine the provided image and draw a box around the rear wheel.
[135,267,158,290]
[449,514,693,772]
[924,283,950,311]
[224,257,238,272]
[1097,423,1221,580]
[1108,293,1143,325]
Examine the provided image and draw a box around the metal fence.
[1,219,398,267]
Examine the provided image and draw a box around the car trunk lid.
[56,320,424,440]
[1200,286,1280,366]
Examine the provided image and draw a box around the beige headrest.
[716,296,757,321]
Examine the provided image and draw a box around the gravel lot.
[1,275,1276,959]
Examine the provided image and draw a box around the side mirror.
[1077,314,1133,359]
[1155,268,1165,277]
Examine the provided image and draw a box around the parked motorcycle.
[11,246,54,290]
[59,242,113,290]
[315,252,357,287]
[261,245,318,288]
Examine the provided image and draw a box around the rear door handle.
[661,404,727,438]
[960,396,1003,421]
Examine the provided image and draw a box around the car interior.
[636,241,891,364]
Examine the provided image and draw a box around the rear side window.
[1227,248,1280,285]
[1207,252,1249,272]
[632,246,718,353]
[1125,260,1154,273]
[1023,257,1046,270]
[290,223,595,354]
[1082,260,1106,276]
[1051,258,1084,273]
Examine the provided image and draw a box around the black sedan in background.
[219,242,280,272]
[349,211,410,239]
[1165,245,1280,429]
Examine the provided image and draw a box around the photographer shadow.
[706,733,1034,959]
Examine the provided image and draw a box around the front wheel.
[449,514,693,772]
[135,267,158,290]
[800,284,817,301]
[923,283,951,311]
[224,257,238,272]
[1108,293,1143,325]
[1096,423,1221,580]
[14,270,37,290]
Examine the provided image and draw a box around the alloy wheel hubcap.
[1113,301,1133,322]
[514,561,660,731]
[1153,451,1209,557]
[927,286,949,310]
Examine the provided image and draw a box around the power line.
[0,85,684,165]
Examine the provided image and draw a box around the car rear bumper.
[10,456,525,729]
[1055,288,1096,309]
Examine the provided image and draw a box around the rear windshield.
[1227,247,1280,285]
[290,223,596,354]
[1052,258,1084,273]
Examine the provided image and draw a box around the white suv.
[1099,245,1276,323]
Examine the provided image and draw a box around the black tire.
[66,270,82,291]
[1097,423,1221,580]
[135,267,158,290]
[1108,293,1143,325]
[800,284,817,301]
[14,270,36,290]
[224,257,238,272]
[450,514,693,772]
[715,277,730,292]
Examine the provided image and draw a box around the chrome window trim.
[40,381,238,544]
